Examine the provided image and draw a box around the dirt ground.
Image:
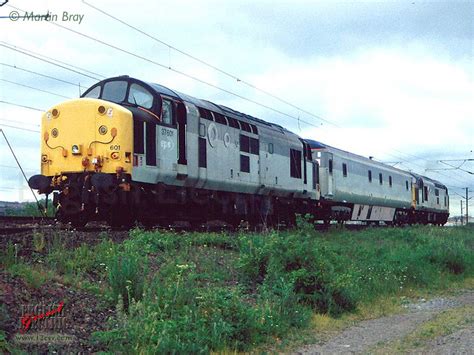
[295,291,473,354]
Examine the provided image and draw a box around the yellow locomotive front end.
[41,98,133,176]
[30,98,134,227]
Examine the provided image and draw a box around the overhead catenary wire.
[0,42,102,82]
[82,0,340,128]
[0,62,82,87]
[0,100,44,112]
[0,40,105,79]
[1,78,72,99]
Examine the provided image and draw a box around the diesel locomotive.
[28,75,449,227]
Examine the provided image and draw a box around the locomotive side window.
[84,85,101,98]
[435,188,439,204]
[102,80,128,102]
[406,180,409,190]
[379,173,383,185]
[198,107,213,121]
[268,143,274,154]
[213,112,228,125]
[250,138,259,155]
[424,186,429,201]
[368,170,372,182]
[133,120,144,154]
[250,124,258,134]
[128,84,153,109]
[328,159,333,174]
[342,163,347,177]
[162,99,173,125]
[240,135,250,153]
[240,121,252,132]
[198,137,207,168]
[389,176,393,187]
[240,155,250,173]
[240,135,259,155]
[290,149,302,179]
[227,116,240,129]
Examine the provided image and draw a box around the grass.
[1,223,473,353]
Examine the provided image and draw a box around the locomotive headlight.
[71,144,82,155]
[98,125,108,135]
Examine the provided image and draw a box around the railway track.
[0,215,56,235]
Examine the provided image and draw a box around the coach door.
[326,153,334,197]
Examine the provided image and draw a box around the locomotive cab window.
[128,84,153,109]
[84,85,101,98]
[102,80,128,103]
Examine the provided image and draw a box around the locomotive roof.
[85,76,291,136]
[147,81,291,134]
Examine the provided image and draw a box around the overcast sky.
[1,0,472,216]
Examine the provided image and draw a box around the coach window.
[102,80,127,102]
[368,170,372,182]
[328,159,333,174]
[162,99,173,125]
[379,173,383,185]
[342,163,348,177]
[389,176,393,187]
[84,85,101,98]
[128,84,153,109]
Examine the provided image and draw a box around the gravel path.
[421,326,474,354]
[295,291,473,355]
